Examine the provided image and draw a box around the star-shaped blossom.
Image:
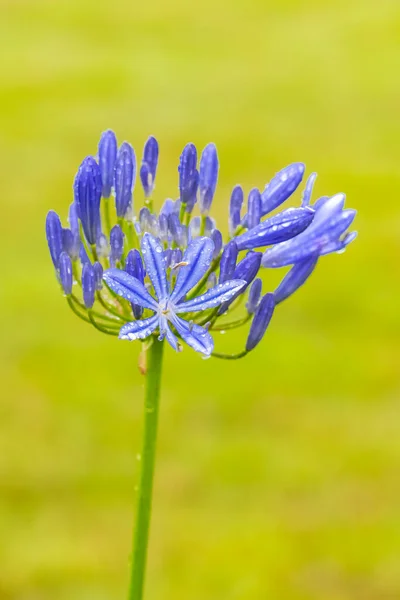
[103,233,246,356]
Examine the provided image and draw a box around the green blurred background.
[1,1,399,598]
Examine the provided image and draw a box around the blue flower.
[262,194,356,267]
[103,233,246,355]
[46,129,357,360]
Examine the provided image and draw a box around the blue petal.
[318,231,358,256]
[119,315,159,341]
[159,315,180,351]
[175,279,246,313]
[141,233,169,301]
[170,237,214,303]
[103,268,158,310]
[169,314,214,356]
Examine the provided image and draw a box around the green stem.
[212,350,248,360]
[128,339,164,600]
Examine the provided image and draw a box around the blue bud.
[229,185,244,235]
[114,142,136,217]
[82,263,95,308]
[140,136,159,197]
[68,202,79,237]
[274,256,318,304]
[110,225,124,264]
[168,213,184,245]
[218,251,262,315]
[236,207,315,251]
[199,143,219,214]
[139,207,151,231]
[96,232,110,258]
[98,130,117,198]
[246,293,275,351]
[171,248,183,266]
[234,251,262,286]
[219,240,238,283]
[246,278,262,314]
[261,163,305,216]
[59,251,73,295]
[211,229,223,259]
[62,228,80,260]
[79,244,91,265]
[164,248,172,269]
[74,156,102,245]
[247,188,262,229]
[204,216,216,237]
[185,170,199,214]
[207,272,217,289]
[160,198,178,216]
[125,248,145,282]
[179,143,197,205]
[140,163,151,197]
[46,210,63,267]
[125,249,145,318]
[189,216,201,238]
[302,172,317,207]
[93,261,104,290]
[158,213,169,241]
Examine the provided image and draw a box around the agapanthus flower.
[104,233,245,356]
[45,130,357,361]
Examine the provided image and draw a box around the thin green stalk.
[88,310,119,335]
[128,339,164,600]
[211,313,251,331]
[104,197,112,234]
[96,292,131,322]
[212,350,248,360]
[70,294,122,326]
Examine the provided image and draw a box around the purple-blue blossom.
[262,194,356,267]
[45,129,356,359]
[104,233,246,355]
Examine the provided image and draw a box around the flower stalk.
[129,339,164,600]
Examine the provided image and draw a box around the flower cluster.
[46,130,357,358]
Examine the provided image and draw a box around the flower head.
[46,130,357,361]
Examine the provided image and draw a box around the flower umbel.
[46,130,357,359]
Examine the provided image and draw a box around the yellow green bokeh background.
[1,1,399,598]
